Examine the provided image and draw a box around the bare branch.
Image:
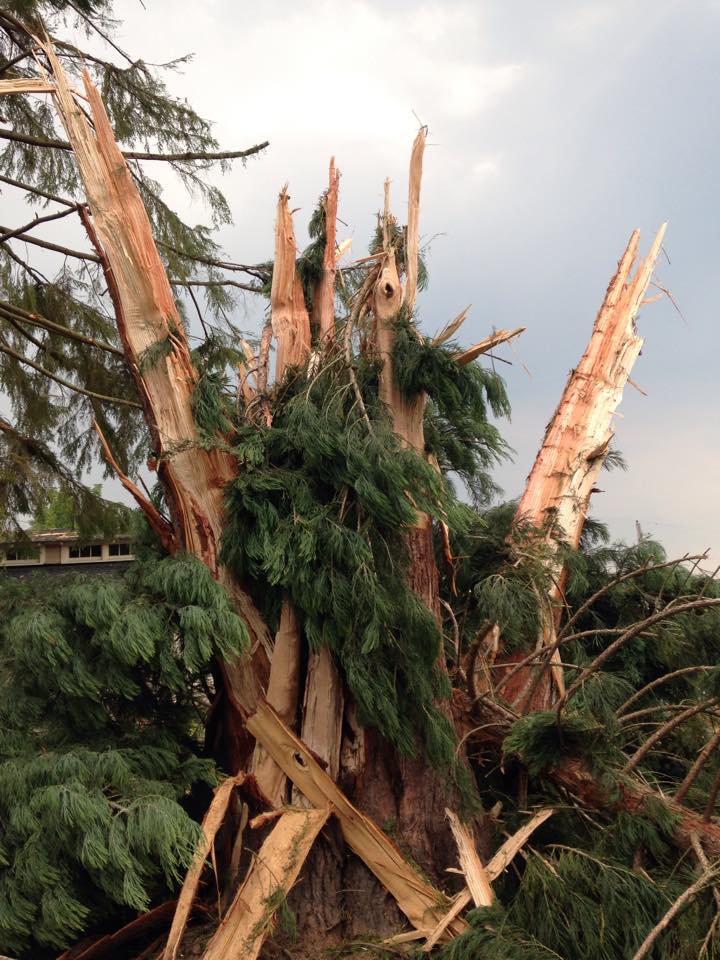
[0,125,268,162]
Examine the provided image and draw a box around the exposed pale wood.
[432,306,470,347]
[424,806,556,949]
[453,325,525,365]
[386,929,432,945]
[508,226,667,705]
[251,600,302,807]
[422,891,471,953]
[314,158,340,343]
[270,187,311,380]
[246,701,467,937]
[0,78,57,95]
[405,127,426,311]
[41,42,272,722]
[373,176,423,453]
[486,807,555,881]
[93,419,177,555]
[200,807,330,960]
[445,809,494,907]
[294,646,344,806]
[163,774,245,960]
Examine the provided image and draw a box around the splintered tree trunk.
[42,46,271,770]
[270,187,311,381]
[499,224,667,711]
[313,158,340,344]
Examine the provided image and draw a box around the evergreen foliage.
[0,552,247,954]
[221,337,509,770]
[0,0,265,530]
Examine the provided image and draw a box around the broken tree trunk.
[499,224,667,710]
[40,43,272,763]
[270,187,311,381]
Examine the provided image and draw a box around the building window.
[4,546,40,562]
[108,542,131,557]
[68,544,102,559]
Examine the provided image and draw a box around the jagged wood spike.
[270,187,311,381]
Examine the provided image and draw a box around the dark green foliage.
[222,366,453,762]
[503,710,621,783]
[440,850,679,960]
[392,314,510,502]
[0,553,247,955]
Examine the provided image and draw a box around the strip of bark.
[294,646,344,803]
[163,774,245,960]
[94,419,177,553]
[251,600,302,807]
[200,807,330,960]
[445,808,494,907]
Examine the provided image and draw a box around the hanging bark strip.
[270,187,311,381]
[251,600,302,807]
[37,43,272,725]
[163,774,246,960]
[501,224,667,709]
[314,157,340,343]
[246,702,468,938]
[200,807,330,960]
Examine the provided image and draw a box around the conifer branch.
[0,223,100,261]
[170,278,263,294]
[157,239,270,280]
[674,727,720,804]
[0,300,124,356]
[0,170,76,206]
[623,698,720,775]
[0,203,82,244]
[0,335,142,408]
[557,597,720,717]
[631,862,720,960]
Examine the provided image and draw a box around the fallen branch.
[200,807,330,960]
[163,773,245,960]
[452,325,525,365]
[631,862,720,960]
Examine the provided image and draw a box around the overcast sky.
[65,1,720,556]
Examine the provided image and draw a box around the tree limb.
[0,124,268,162]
